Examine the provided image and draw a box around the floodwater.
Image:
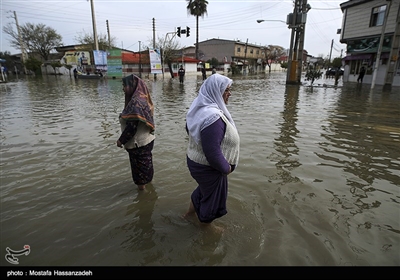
[1,72,399,267]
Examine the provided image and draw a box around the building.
[196,38,290,73]
[123,51,200,77]
[339,0,400,86]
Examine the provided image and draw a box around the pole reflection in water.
[273,85,301,183]
[0,73,399,267]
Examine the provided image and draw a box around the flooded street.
[1,72,399,267]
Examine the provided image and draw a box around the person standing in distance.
[178,65,185,84]
[357,66,366,83]
[183,73,240,228]
[201,67,207,80]
[117,74,155,191]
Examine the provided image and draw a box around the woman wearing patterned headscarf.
[183,73,240,226]
[117,74,155,191]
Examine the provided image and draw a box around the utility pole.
[384,1,399,89]
[371,0,392,89]
[286,0,299,84]
[296,0,309,84]
[106,20,111,49]
[153,18,157,80]
[90,0,99,50]
[153,18,156,49]
[139,41,142,78]
[13,11,27,74]
[328,39,333,64]
[243,38,248,74]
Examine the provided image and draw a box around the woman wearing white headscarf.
[184,73,240,224]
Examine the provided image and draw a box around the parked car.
[326,68,344,76]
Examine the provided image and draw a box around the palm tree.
[186,0,208,60]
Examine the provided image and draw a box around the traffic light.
[186,26,190,37]
[177,27,181,37]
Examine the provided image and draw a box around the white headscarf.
[186,73,235,143]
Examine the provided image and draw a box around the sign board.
[107,49,122,79]
[149,49,162,74]
[62,51,91,66]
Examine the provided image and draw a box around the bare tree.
[262,45,286,72]
[145,34,182,78]
[3,22,62,61]
[74,29,117,51]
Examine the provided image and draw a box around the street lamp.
[257,1,310,84]
[257,19,287,24]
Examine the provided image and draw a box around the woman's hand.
[117,140,123,148]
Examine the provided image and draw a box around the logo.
[5,245,30,265]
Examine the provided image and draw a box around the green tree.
[64,64,73,77]
[229,62,240,75]
[331,57,343,69]
[206,57,219,67]
[186,0,208,60]
[280,62,288,69]
[3,22,62,61]
[24,57,42,74]
[305,68,323,86]
[74,29,117,51]
[323,56,342,69]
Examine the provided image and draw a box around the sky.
[1,0,346,59]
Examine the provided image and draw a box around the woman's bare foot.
[201,223,224,234]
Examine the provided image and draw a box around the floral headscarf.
[120,74,155,132]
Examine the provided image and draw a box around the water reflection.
[273,85,301,184]
[317,82,400,222]
[118,184,158,258]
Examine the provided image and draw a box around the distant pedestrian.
[357,66,366,83]
[201,67,206,80]
[1,66,7,81]
[334,67,340,84]
[178,65,185,84]
[212,67,216,75]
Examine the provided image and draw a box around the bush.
[305,69,323,85]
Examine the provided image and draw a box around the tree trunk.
[167,61,174,78]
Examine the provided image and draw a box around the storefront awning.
[343,54,372,61]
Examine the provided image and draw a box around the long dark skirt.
[126,140,154,185]
[187,156,228,223]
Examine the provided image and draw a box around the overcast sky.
[1,0,346,59]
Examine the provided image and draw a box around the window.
[237,47,241,53]
[370,5,386,27]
